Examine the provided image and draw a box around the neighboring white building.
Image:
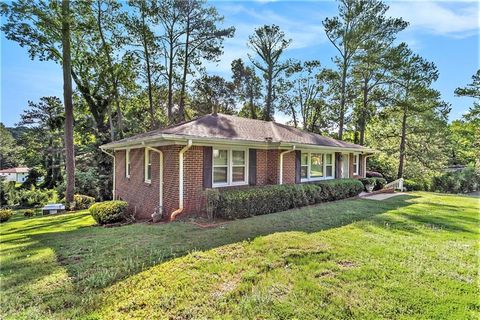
[0,167,30,183]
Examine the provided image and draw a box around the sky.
[1,0,479,127]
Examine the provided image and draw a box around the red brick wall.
[282,151,296,184]
[267,149,280,184]
[183,146,205,214]
[115,148,161,220]
[114,145,360,221]
[256,149,268,185]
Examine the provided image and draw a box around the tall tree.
[191,75,236,115]
[0,124,23,170]
[17,97,65,188]
[124,0,162,129]
[386,46,449,178]
[248,24,291,121]
[158,0,183,123]
[177,0,234,122]
[62,0,75,204]
[323,0,406,140]
[231,58,262,119]
[455,69,480,126]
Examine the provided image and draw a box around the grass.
[0,192,479,319]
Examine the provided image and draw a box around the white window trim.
[144,148,152,183]
[125,149,131,178]
[300,151,335,182]
[212,147,249,188]
[353,154,359,176]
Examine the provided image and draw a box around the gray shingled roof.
[101,113,371,150]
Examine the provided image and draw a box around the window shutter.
[295,150,301,183]
[248,149,257,185]
[359,154,363,177]
[203,147,212,188]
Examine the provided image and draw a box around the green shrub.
[17,188,57,207]
[89,201,129,225]
[404,179,425,191]
[431,167,480,194]
[215,179,363,219]
[373,178,387,191]
[0,209,13,222]
[23,209,35,217]
[73,194,95,210]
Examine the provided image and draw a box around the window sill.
[144,179,151,184]
[212,182,248,188]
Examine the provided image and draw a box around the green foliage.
[215,179,363,219]
[403,179,426,191]
[73,194,95,210]
[359,178,376,186]
[0,209,13,222]
[23,209,35,217]
[89,200,129,225]
[431,167,480,194]
[0,123,23,169]
[18,188,57,208]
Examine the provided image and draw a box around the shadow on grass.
[3,195,426,316]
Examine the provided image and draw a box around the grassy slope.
[0,192,478,319]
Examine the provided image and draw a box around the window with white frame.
[353,154,359,175]
[144,149,152,183]
[301,151,335,181]
[213,148,247,186]
[125,149,131,178]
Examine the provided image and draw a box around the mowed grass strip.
[0,192,478,319]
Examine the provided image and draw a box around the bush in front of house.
[0,209,13,222]
[373,178,387,191]
[359,178,387,191]
[89,200,129,225]
[214,179,364,219]
[23,209,35,217]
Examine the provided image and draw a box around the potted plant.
[360,178,376,193]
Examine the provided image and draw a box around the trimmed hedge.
[0,209,13,222]
[214,179,364,219]
[89,201,129,225]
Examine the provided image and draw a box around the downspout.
[170,139,193,221]
[279,145,296,185]
[145,145,164,219]
[101,148,115,199]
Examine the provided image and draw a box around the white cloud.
[388,1,479,38]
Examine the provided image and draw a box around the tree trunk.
[265,66,273,121]
[178,16,190,122]
[141,11,156,129]
[397,104,408,179]
[62,0,75,204]
[338,62,348,140]
[359,79,368,145]
[167,40,174,123]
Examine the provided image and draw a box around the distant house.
[0,167,30,183]
[100,113,375,220]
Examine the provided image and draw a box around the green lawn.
[1,192,479,319]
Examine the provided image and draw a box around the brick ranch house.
[100,113,375,221]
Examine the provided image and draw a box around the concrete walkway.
[360,192,407,201]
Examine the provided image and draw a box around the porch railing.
[385,178,404,192]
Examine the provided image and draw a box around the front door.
[342,153,349,178]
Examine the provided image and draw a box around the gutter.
[279,146,296,185]
[170,139,193,221]
[144,145,164,220]
[101,149,116,199]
